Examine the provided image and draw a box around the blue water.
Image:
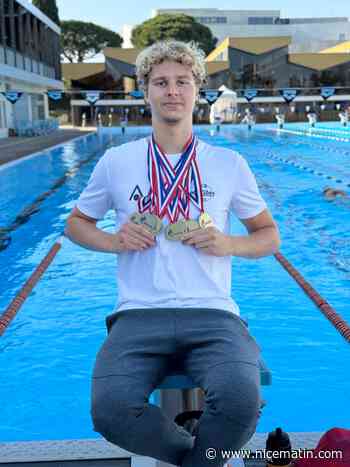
[0,123,349,442]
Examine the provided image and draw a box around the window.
[248,17,274,25]
[196,16,227,24]
[274,18,290,25]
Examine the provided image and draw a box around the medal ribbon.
[188,158,204,214]
[138,134,204,222]
[154,135,192,221]
[151,134,194,222]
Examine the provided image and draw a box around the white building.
[0,0,63,138]
[121,24,133,49]
[150,9,350,53]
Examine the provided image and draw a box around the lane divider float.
[0,235,64,336]
[269,127,350,143]
[264,151,350,188]
[0,142,108,252]
[275,251,350,343]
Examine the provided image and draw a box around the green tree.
[32,0,60,26]
[131,14,217,56]
[61,20,123,63]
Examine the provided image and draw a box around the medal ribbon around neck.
[154,135,192,221]
[138,134,204,223]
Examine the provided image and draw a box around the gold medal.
[183,219,201,234]
[165,219,200,241]
[165,220,186,241]
[140,213,163,235]
[130,212,163,235]
[130,212,142,224]
[198,212,214,229]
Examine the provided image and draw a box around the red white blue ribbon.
[138,134,204,222]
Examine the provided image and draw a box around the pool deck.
[0,432,323,466]
[0,127,95,166]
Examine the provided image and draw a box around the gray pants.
[91,308,261,467]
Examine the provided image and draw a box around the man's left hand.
[182,227,233,257]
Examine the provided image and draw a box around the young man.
[65,41,280,467]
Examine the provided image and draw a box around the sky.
[55,0,350,35]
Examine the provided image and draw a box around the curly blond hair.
[135,40,207,95]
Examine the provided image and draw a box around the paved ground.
[0,432,322,466]
[0,128,94,166]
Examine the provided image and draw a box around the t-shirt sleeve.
[230,153,267,219]
[76,150,113,220]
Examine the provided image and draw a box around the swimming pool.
[0,123,349,442]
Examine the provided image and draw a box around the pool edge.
[0,432,323,462]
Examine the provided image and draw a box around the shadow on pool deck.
[0,127,95,166]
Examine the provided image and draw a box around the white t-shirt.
[76,137,267,315]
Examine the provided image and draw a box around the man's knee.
[209,365,260,427]
[91,377,144,442]
[223,377,260,426]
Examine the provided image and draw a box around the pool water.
[0,124,349,442]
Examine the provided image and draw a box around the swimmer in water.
[323,187,348,200]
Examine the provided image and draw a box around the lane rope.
[2,128,349,341]
[270,127,350,143]
[275,251,350,343]
[0,235,64,337]
[218,130,350,341]
[1,233,349,343]
[0,144,105,252]
[269,130,350,156]
[263,151,350,188]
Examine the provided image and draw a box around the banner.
[243,89,258,102]
[1,91,22,104]
[129,90,144,98]
[280,88,298,103]
[200,89,223,105]
[84,91,101,105]
[320,87,335,100]
[47,90,63,101]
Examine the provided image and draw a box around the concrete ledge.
[0,433,323,464]
[245,431,322,451]
[0,439,131,463]
[0,129,95,166]
[0,461,130,467]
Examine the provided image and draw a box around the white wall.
[0,81,10,136]
[152,8,350,53]
[0,78,53,134]
[122,25,134,48]
[206,22,350,49]
[0,98,8,138]
[153,8,280,21]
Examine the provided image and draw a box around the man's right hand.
[113,222,156,252]
[65,207,156,254]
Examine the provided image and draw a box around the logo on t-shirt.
[130,183,215,203]
[129,185,143,201]
[197,184,215,201]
